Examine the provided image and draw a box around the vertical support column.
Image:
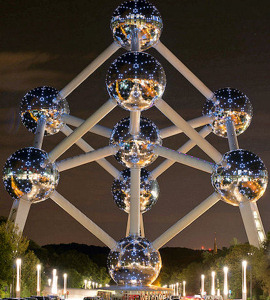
[126,214,130,237]
[140,213,145,237]
[226,117,266,246]
[129,167,141,236]
[8,199,31,234]
[239,202,266,247]
[33,115,46,149]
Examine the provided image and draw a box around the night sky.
[0,0,270,250]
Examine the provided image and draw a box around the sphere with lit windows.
[111,0,163,51]
[106,52,166,111]
[112,168,159,213]
[202,88,253,137]
[212,149,268,206]
[2,147,59,203]
[20,86,70,135]
[110,117,162,168]
[107,235,161,286]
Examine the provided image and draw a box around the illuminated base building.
[2,0,268,292]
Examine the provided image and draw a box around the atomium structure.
[3,0,268,288]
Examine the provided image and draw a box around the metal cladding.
[106,52,166,111]
[212,149,268,206]
[20,86,70,135]
[107,235,162,286]
[203,88,253,137]
[112,168,159,213]
[110,116,162,168]
[111,0,163,51]
[3,147,59,203]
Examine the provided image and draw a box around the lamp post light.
[211,271,216,296]
[63,273,67,297]
[223,267,229,300]
[16,258,21,299]
[176,282,179,296]
[183,281,186,297]
[242,261,247,300]
[96,282,98,289]
[84,280,87,289]
[201,274,205,297]
[48,278,52,287]
[37,264,41,296]
[88,281,92,289]
[52,269,57,294]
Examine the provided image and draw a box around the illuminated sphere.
[107,235,161,286]
[202,88,253,137]
[106,52,166,111]
[111,0,163,51]
[110,117,162,168]
[212,149,268,206]
[112,168,159,213]
[2,147,59,203]
[20,86,70,135]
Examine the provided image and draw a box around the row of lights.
[164,260,248,299]
[15,259,102,298]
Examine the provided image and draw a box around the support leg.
[50,191,117,249]
[8,199,31,233]
[152,192,221,249]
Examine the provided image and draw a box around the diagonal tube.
[33,116,46,149]
[49,99,116,162]
[60,42,120,98]
[225,117,239,151]
[62,114,112,138]
[152,192,221,249]
[56,145,118,172]
[154,145,214,174]
[50,191,117,249]
[156,98,222,163]
[61,125,120,178]
[154,42,214,100]
[152,126,212,179]
[160,115,212,139]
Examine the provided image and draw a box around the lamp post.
[176,282,179,296]
[48,278,52,287]
[37,264,41,296]
[211,271,216,296]
[183,281,186,297]
[84,280,87,289]
[223,267,228,300]
[52,269,57,294]
[16,258,21,299]
[63,273,67,297]
[201,274,205,297]
[242,261,247,300]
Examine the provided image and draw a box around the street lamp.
[63,273,67,296]
[176,282,179,296]
[201,274,205,296]
[37,264,41,296]
[52,269,57,294]
[84,280,87,289]
[48,278,52,287]
[211,271,216,296]
[223,267,228,300]
[242,261,247,300]
[183,281,186,297]
[16,258,21,298]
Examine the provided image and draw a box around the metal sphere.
[110,117,162,168]
[202,88,253,137]
[112,168,159,213]
[3,147,59,203]
[20,86,70,135]
[106,52,166,111]
[212,149,268,206]
[107,235,161,286]
[111,0,163,51]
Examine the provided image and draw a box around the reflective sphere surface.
[203,88,253,137]
[20,86,70,135]
[106,52,166,111]
[3,147,59,203]
[112,168,159,213]
[108,235,161,286]
[110,117,162,168]
[111,0,163,51]
[212,150,268,206]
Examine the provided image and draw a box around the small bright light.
[242,260,247,267]
[48,279,52,286]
